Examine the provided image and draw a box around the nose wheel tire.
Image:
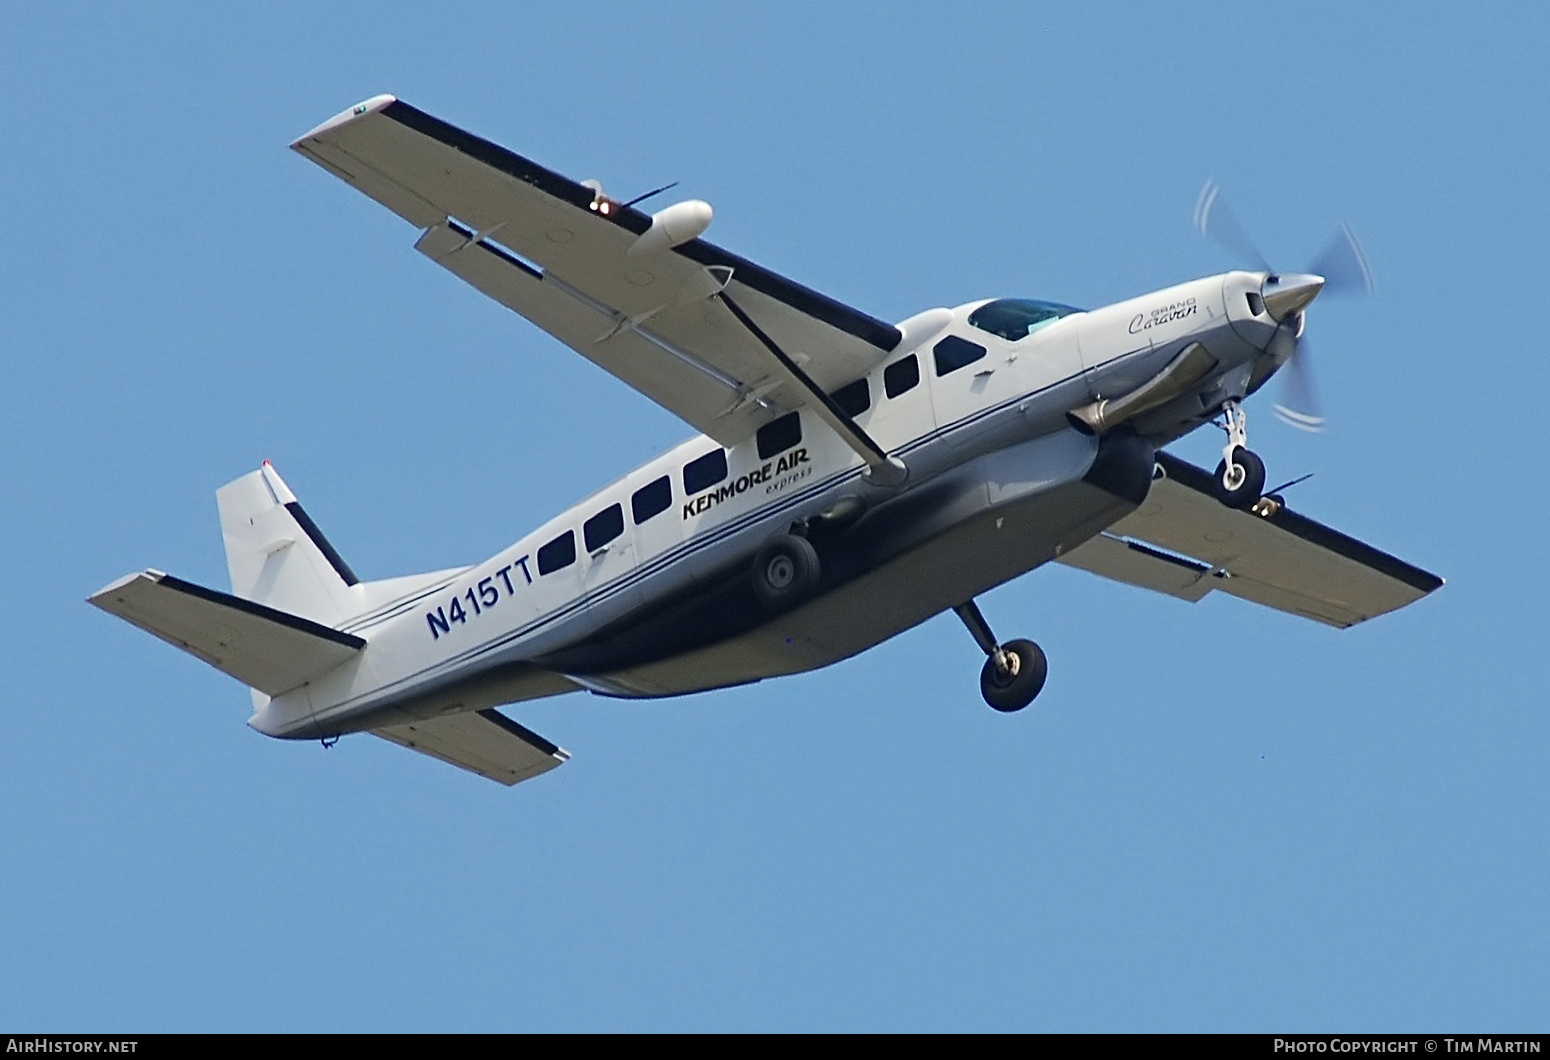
[980,639,1048,713]
[1213,445,1266,510]
[752,535,821,609]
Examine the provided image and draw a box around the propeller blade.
[1272,339,1326,432]
[1308,222,1375,297]
[1194,180,1274,274]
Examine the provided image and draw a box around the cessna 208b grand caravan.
[91,96,1441,787]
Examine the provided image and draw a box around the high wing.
[291,95,901,448]
[1059,452,1442,628]
[372,709,569,787]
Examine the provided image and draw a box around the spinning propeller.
[1193,180,1374,432]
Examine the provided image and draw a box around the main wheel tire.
[1213,446,1266,510]
[980,639,1048,713]
[751,535,821,608]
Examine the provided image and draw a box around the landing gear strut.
[1213,400,1266,510]
[953,600,1047,713]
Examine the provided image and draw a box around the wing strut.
[716,291,907,486]
[533,265,748,396]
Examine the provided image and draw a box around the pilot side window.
[884,355,920,398]
[583,504,624,553]
[830,378,870,417]
[632,476,672,525]
[756,412,802,460]
[537,530,576,575]
[934,336,987,376]
[683,449,728,495]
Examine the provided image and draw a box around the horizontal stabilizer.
[1059,452,1442,628]
[90,570,365,695]
[372,709,569,787]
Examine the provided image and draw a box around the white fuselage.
[251,271,1277,740]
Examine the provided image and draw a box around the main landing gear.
[751,534,821,609]
[1213,400,1267,510]
[953,600,1047,713]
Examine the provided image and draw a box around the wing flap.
[1064,453,1442,628]
[413,220,771,445]
[89,570,365,695]
[1058,533,1215,602]
[372,708,569,787]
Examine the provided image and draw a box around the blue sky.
[3,2,1546,1031]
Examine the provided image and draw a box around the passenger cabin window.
[583,504,624,553]
[632,476,671,524]
[934,335,987,376]
[884,355,920,398]
[966,298,1081,341]
[537,530,576,575]
[756,412,802,460]
[683,449,728,495]
[830,378,870,417]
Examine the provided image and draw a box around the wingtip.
[290,93,398,148]
[88,568,166,606]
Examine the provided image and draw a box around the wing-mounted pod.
[629,200,714,256]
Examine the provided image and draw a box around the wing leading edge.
[292,95,900,447]
[1059,452,1442,628]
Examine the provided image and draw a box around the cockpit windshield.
[967,298,1082,342]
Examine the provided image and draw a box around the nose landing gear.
[1213,400,1267,510]
[953,600,1048,712]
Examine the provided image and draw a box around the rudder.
[217,462,359,625]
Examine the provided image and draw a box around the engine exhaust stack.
[1067,343,1219,435]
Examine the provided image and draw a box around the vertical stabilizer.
[216,462,359,625]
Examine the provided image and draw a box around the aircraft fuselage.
[250,270,1277,740]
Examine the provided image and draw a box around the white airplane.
[91,96,1442,787]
